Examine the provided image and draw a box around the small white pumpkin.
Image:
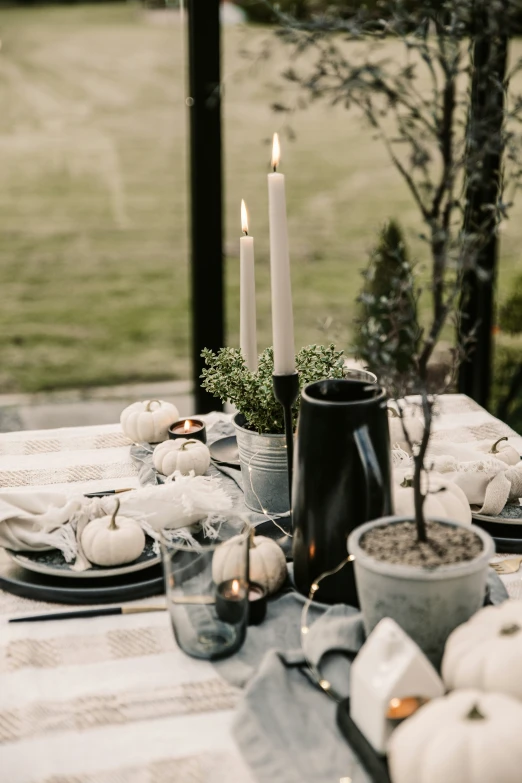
[393,473,471,526]
[442,600,522,700]
[388,407,424,452]
[153,438,210,477]
[81,499,145,567]
[120,399,179,443]
[212,533,287,596]
[388,689,522,783]
[480,436,520,466]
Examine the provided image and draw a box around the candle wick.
[273,165,277,173]
[243,229,248,236]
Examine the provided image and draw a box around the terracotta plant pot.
[348,516,495,669]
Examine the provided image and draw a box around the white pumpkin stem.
[388,407,400,418]
[146,399,161,412]
[490,436,508,454]
[499,622,521,636]
[180,439,199,451]
[466,705,486,721]
[109,498,120,530]
[400,476,414,488]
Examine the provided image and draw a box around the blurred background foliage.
[0,1,519,430]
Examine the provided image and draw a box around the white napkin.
[424,438,522,515]
[0,473,232,570]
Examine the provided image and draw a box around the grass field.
[0,4,520,393]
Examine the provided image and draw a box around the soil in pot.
[360,520,483,567]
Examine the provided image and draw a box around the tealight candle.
[215,578,248,625]
[168,418,207,444]
[247,581,267,626]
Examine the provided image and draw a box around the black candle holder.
[273,371,300,510]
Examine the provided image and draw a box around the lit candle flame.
[184,420,191,433]
[271,132,281,171]
[241,199,249,235]
[231,579,240,595]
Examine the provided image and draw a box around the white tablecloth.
[0,396,521,783]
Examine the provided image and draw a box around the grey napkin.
[232,606,371,783]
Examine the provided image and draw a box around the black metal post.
[458,8,508,408]
[273,372,300,510]
[187,0,225,413]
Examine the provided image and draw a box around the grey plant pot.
[233,413,290,515]
[348,516,495,670]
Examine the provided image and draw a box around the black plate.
[209,436,240,467]
[473,517,522,554]
[0,557,164,604]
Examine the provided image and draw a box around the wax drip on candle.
[271,132,280,172]
[241,199,249,236]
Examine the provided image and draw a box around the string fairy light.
[246,448,293,539]
[299,553,355,700]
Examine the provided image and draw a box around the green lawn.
[0,4,520,393]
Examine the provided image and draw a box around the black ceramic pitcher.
[292,379,392,606]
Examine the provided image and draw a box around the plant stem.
[413,389,433,543]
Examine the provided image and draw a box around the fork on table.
[491,556,522,575]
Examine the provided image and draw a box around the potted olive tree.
[201,344,350,514]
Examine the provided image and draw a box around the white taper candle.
[268,133,296,375]
[240,200,258,371]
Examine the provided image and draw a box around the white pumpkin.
[212,534,287,596]
[388,689,522,783]
[393,473,471,525]
[480,436,520,466]
[153,438,210,477]
[442,600,522,700]
[388,407,424,451]
[81,500,145,567]
[120,399,179,443]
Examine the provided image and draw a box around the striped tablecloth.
[1,397,521,783]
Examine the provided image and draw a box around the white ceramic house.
[350,617,444,753]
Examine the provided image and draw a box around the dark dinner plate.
[473,517,522,554]
[209,435,240,468]
[0,556,164,604]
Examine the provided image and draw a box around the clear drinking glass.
[162,514,251,660]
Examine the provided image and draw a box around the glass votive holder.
[161,514,251,660]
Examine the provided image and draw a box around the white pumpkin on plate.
[153,438,211,477]
[442,600,522,700]
[212,533,287,595]
[120,399,179,443]
[81,500,145,567]
[393,473,471,526]
[388,689,522,783]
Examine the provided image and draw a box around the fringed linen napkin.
[0,473,232,570]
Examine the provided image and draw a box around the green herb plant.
[201,344,347,434]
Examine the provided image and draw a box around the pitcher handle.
[354,425,384,522]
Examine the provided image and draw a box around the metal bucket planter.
[233,413,289,515]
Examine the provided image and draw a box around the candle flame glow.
[231,579,240,595]
[184,420,191,433]
[241,199,249,235]
[271,132,281,170]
